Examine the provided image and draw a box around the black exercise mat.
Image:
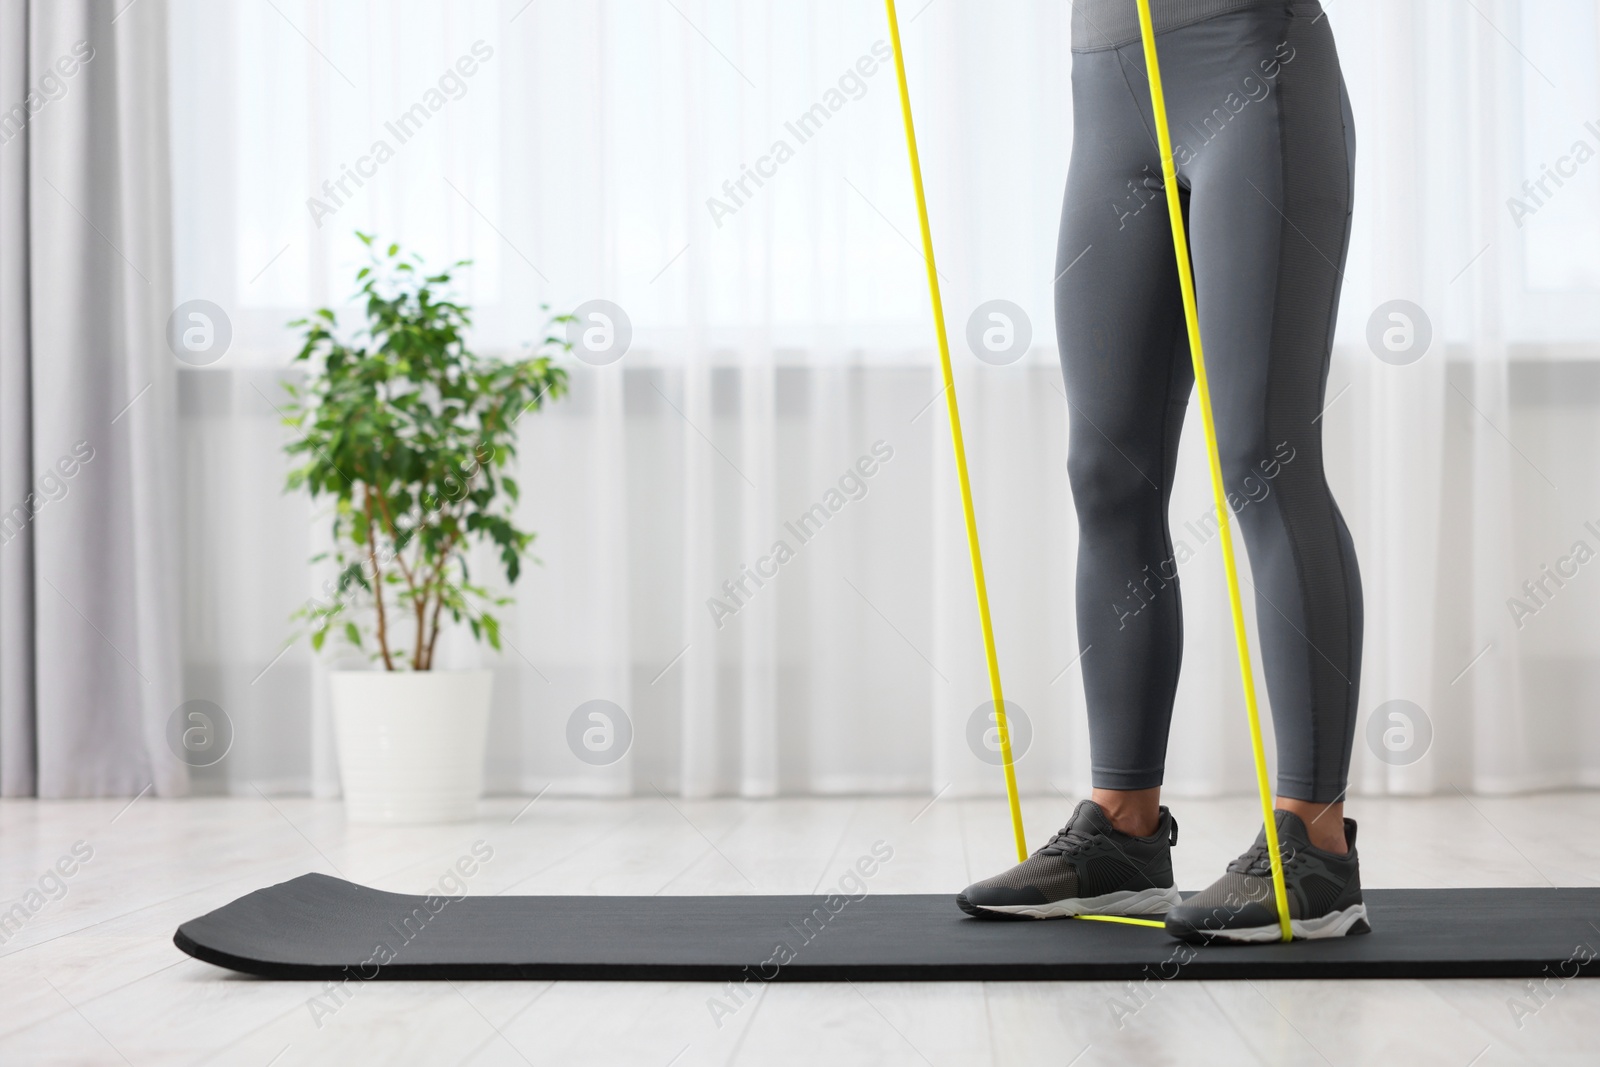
[174,873,1600,981]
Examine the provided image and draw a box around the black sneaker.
[956,800,1181,919]
[1164,809,1371,943]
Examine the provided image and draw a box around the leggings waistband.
[1071,0,1310,52]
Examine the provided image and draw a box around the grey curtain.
[1,0,183,797]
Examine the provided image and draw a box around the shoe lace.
[1228,835,1292,877]
[1037,820,1095,857]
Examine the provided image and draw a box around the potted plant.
[283,234,570,823]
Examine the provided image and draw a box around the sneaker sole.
[1165,903,1372,944]
[958,885,1182,920]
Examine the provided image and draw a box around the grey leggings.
[1057,0,1361,803]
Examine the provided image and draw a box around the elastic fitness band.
[884,0,1026,864]
[886,1,1292,940]
[1132,0,1293,941]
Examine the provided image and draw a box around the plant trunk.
[365,488,396,670]
[423,583,446,670]
[413,589,427,671]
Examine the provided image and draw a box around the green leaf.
[481,612,501,650]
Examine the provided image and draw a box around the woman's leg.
[1166,5,1363,834]
[1139,0,1367,940]
[1066,0,1361,852]
[951,22,1198,917]
[1055,46,1194,831]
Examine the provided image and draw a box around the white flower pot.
[329,669,492,824]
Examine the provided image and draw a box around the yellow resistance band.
[1074,914,1167,929]
[885,0,1026,863]
[1134,0,1292,942]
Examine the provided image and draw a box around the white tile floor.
[1,791,1597,1066]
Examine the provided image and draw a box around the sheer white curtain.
[1334,0,1600,796]
[167,0,1600,801]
